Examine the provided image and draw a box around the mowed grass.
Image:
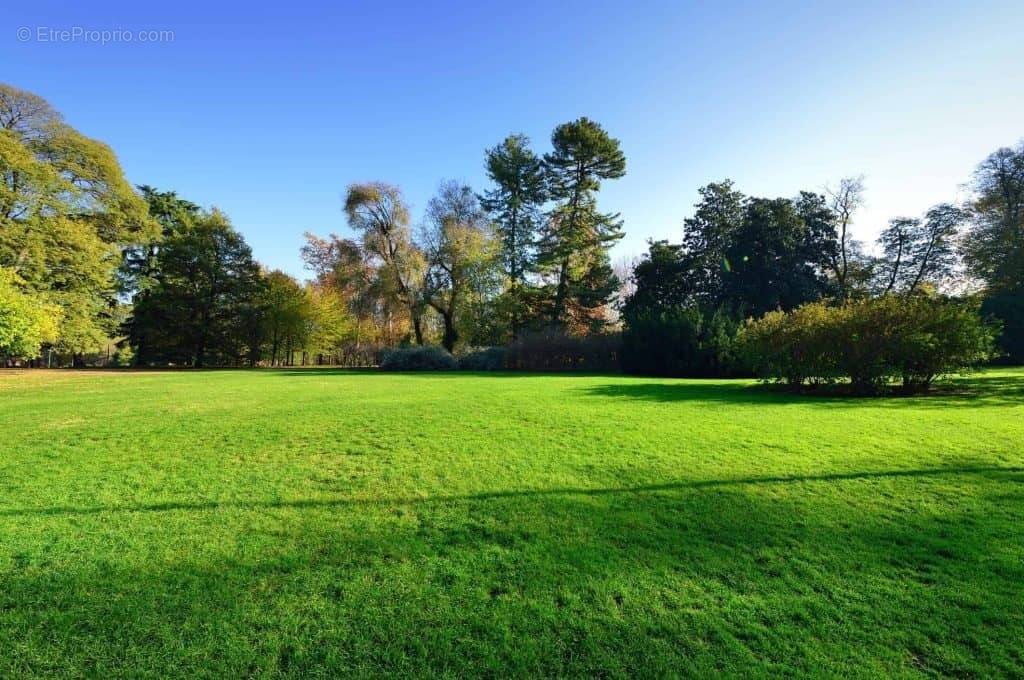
[1,368,1023,678]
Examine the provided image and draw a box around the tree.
[302,233,389,346]
[963,142,1024,291]
[260,270,312,366]
[420,181,500,352]
[679,180,746,306]
[878,205,963,294]
[127,207,263,367]
[0,84,156,358]
[963,141,1024,362]
[121,186,201,294]
[0,266,60,361]
[622,241,691,316]
[479,134,547,338]
[305,284,354,363]
[538,118,626,329]
[825,176,870,299]
[720,197,831,317]
[343,183,426,344]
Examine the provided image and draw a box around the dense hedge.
[740,295,997,394]
[379,345,457,371]
[457,347,508,371]
[505,329,620,372]
[621,306,743,377]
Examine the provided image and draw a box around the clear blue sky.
[5,0,1022,278]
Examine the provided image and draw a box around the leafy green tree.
[421,181,501,352]
[0,83,156,357]
[0,266,60,360]
[260,270,312,366]
[963,142,1024,290]
[305,284,355,363]
[720,197,832,317]
[128,207,263,367]
[679,181,746,306]
[538,118,626,330]
[479,134,547,338]
[121,186,201,294]
[963,142,1024,362]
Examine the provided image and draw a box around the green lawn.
[2,368,1022,677]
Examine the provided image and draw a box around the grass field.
[2,368,1023,677]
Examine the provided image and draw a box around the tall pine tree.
[479,134,547,338]
[538,118,626,330]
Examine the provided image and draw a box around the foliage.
[0,84,157,355]
[421,181,502,352]
[962,141,1024,292]
[720,196,832,317]
[621,305,742,377]
[875,204,964,294]
[479,135,547,338]
[127,208,263,367]
[678,180,746,307]
[981,285,1024,364]
[344,182,426,344]
[457,346,507,371]
[538,118,626,330]
[259,270,313,366]
[669,182,836,315]
[379,344,457,371]
[0,266,60,358]
[962,142,1024,363]
[505,328,620,372]
[741,295,997,394]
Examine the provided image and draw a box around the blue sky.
[5,0,1022,278]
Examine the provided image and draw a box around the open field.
[1,368,1023,677]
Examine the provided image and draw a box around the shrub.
[621,306,743,377]
[894,296,1000,390]
[505,329,621,372]
[457,347,507,371]
[740,295,997,394]
[379,345,457,371]
[738,301,840,387]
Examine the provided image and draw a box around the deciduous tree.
[343,183,426,344]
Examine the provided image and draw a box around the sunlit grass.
[1,368,1022,676]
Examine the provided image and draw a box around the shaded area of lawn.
[2,464,1021,518]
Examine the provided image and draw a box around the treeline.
[1,81,1022,378]
[618,169,1018,385]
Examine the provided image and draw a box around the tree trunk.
[552,256,570,324]
[412,313,425,345]
[441,311,458,353]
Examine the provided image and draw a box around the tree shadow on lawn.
[4,465,1022,676]
[270,368,615,379]
[3,464,1020,518]
[268,367,1024,407]
[583,373,1024,409]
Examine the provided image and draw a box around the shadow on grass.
[268,367,1024,407]
[270,368,613,379]
[583,373,1024,408]
[3,465,1020,518]
[4,463,1023,676]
